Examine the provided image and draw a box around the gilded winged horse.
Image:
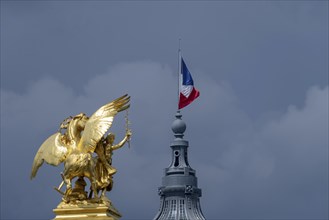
[30,94,130,201]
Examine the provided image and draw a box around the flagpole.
[178,39,182,111]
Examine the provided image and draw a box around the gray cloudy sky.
[1,1,328,220]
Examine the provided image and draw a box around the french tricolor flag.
[179,58,200,109]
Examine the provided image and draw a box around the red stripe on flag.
[178,87,200,109]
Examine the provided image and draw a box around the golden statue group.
[30,94,131,219]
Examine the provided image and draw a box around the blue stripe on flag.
[181,58,194,86]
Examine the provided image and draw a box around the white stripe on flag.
[181,85,193,98]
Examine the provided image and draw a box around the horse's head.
[73,113,89,130]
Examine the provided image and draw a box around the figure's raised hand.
[126,130,132,139]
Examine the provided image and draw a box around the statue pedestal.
[53,198,121,220]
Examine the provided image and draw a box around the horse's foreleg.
[63,176,72,202]
[91,177,99,200]
[101,188,106,198]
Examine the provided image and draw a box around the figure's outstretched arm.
[112,131,132,150]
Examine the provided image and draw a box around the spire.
[154,111,206,220]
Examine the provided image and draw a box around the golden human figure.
[93,130,131,198]
[30,94,131,206]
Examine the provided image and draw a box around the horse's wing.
[30,132,69,179]
[78,94,130,153]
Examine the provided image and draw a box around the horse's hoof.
[92,197,101,203]
[62,197,69,203]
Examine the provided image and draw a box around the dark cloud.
[1,1,327,118]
